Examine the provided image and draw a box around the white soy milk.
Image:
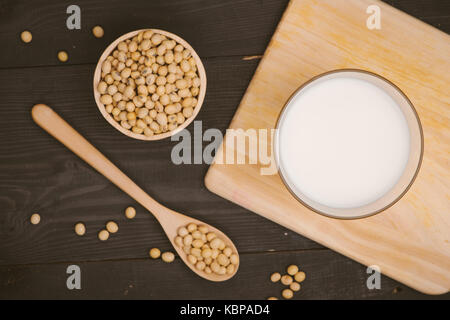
[277,77,411,209]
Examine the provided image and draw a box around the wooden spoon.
[31,104,239,281]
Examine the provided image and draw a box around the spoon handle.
[31,104,165,217]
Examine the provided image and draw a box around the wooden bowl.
[93,29,207,140]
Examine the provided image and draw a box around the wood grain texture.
[205,0,450,294]
[0,57,322,268]
[0,0,288,68]
[31,104,240,281]
[0,0,449,299]
[0,249,443,300]
[0,0,447,68]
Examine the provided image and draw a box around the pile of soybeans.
[97,30,201,137]
[175,223,239,276]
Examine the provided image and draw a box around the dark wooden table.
[0,0,448,300]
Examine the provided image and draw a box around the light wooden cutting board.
[205,0,450,294]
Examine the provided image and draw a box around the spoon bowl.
[31,104,239,281]
[159,208,239,281]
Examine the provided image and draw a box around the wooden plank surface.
[0,0,287,68]
[0,58,325,266]
[0,0,449,299]
[205,0,450,295]
[1,250,444,300]
[0,0,447,68]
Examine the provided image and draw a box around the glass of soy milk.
[274,70,423,219]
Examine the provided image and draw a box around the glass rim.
[274,69,424,220]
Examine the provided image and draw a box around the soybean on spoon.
[31,104,239,281]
